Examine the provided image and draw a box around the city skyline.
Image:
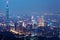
[0,0,60,17]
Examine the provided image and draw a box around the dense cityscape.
[0,12,60,40]
[0,0,60,40]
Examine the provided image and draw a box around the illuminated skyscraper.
[6,0,9,21]
[37,16,45,27]
[31,16,35,29]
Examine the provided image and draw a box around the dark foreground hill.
[0,31,60,40]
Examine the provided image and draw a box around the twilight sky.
[0,0,60,16]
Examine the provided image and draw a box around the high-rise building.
[9,21,15,31]
[37,16,45,27]
[6,0,9,21]
[31,16,35,29]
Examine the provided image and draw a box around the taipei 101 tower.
[6,0,9,22]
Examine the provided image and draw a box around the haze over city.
[0,0,60,17]
[0,0,60,40]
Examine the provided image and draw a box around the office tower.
[9,21,15,31]
[31,16,35,29]
[37,16,44,27]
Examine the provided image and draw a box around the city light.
[0,0,60,40]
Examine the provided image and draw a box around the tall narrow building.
[6,0,9,21]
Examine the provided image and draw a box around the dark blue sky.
[0,0,60,16]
